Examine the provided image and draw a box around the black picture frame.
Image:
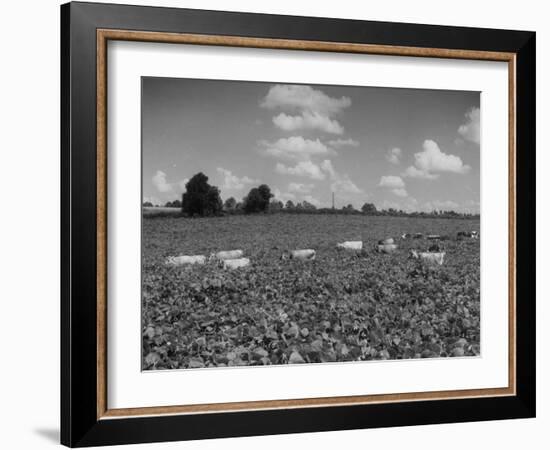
[61,1,535,447]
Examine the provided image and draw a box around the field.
[142,214,480,370]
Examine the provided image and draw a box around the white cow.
[281,249,316,261]
[165,255,206,266]
[377,244,398,254]
[337,241,363,251]
[209,250,244,261]
[378,238,394,245]
[409,249,446,265]
[219,257,250,269]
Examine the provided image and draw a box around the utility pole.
[332,191,335,209]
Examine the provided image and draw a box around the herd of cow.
[164,230,479,269]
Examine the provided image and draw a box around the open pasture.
[142,214,480,370]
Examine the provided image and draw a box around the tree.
[301,201,317,211]
[285,200,295,210]
[269,200,284,213]
[244,184,273,213]
[142,201,153,207]
[224,197,237,211]
[181,172,222,216]
[361,202,377,215]
[165,199,181,208]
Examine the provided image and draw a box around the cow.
[409,249,445,265]
[337,241,363,251]
[165,255,206,266]
[219,257,250,269]
[209,249,244,262]
[377,244,398,254]
[281,249,316,261]
[457,231,479,240]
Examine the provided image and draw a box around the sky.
[142,77,480,213]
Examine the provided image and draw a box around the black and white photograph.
[141,77,481,370]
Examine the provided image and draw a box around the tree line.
[143,172,479,219]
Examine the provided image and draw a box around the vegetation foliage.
[142,214,480,370]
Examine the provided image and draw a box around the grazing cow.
[378,238,394,245]
[337,241,363,251]
[219,257,250,269]
[409,249,445,265]
[281,249,316,261]
[377,244,398,254]
[165,255,206,266]
[401,233,412,239]
[457,231,479,240]
[209,249,244,261]
[413,233,424,239]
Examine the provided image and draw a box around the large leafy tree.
[181,172,222,216]
[244,184,273,213]
[361,202,377,215]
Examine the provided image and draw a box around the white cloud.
[386,147,402,164]
[378,175,405,189]
[261,84,351,134]
[458,107,480,144]
[328,138,360,148]
[402,165,440,180]
[178,178,189,191]
[261,136,335,161]
[332,175,363,194]
[152,170,173,193]
[321,160,362,194]
[302,195,321,207]
[261,84,351,116]
[403,139,470,179]
[392,188,408,197]
[288,182,314,194]
[216,168,256,190]
[273,188,297,203]
[273,111,344,134]
[275,161,326,180]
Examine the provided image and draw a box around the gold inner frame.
[96,29,517,420]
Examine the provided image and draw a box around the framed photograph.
[61,1,535,447]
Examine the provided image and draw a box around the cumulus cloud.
[458,107,480,144]
[261,136,335,161]
[178,178,189,190]
[216,168,257,190]
[303,195,321,207]
[379,175,408,197]
[332,175,363,194]
[261,84,351,116]
[288,182,314,194]
[273,111,344,134]
[386,147,402,164]
[320,160,363,194]
[152,170,173,193]
[275,161,326,180]
[328,138,360,148]
[378,175,405,189]
[402,165,440,180]
[261,84,351,134]
[273,188,297,203]
[392,188,408,197]
[403,139,470,179]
